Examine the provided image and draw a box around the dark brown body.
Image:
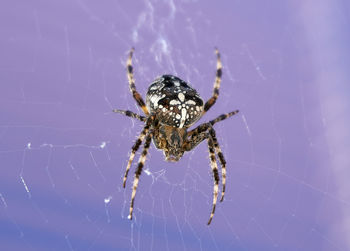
[152,123,188,161]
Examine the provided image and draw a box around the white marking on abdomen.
[185,100,196,105]
[179,108,187,128]
[170,99,181,105]
[178,93,185,102]
[150,94,165,108]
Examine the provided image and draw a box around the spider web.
[1,0,350,250]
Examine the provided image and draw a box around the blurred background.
[1,0,350,250]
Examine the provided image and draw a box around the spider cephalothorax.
[154,124,186,162]
[113,48,239,225]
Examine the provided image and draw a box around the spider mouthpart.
[165,155,180,162]
[164,149,184,162]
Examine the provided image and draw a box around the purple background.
[1,0,350,250]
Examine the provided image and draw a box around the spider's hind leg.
[203,48,222,114]
[126,48,149,116]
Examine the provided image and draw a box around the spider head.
[164,149,184,162]
[156,124,187,162]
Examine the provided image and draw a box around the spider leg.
[208,127,227,202]
[203,48,222,114]
[187,110,239,139]
[129,133,152,220]
[122,122,151,188]
[113,109,146,122]
[184,130,219,225]
[185,131,220,224]
[207,136,219,225]
[185,111,239,217]
[186,125,228,203]
[126,48,150,116]
[209,110,239,126]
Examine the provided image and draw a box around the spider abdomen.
[146,75,204,128]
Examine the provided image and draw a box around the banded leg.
[208,127,227,202]
[208,110,239,201]
[207,137,219,225]
[184,131,209,151]
[187,110,239,139]
[209,110,239,126]
[122,123,150,187]
[204,48,222,113]
[113,109,146,122]
[126,48,149,115]
[129,133,152,220]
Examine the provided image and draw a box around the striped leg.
[122,124,150,187]
[204,48,222,113]
[186,110,239,142]
[128,133,152,220]
[184,131,209,151]
[113,109,146,122]
[126,48,149,115]
[209,110,239,126]
[208,110,239,201]
[208,127,226,202]
[207,137,219,225]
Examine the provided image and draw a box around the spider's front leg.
[207,137,220,225]
[122,116,154,188]
[185,127,220,225]
[122,123,150,187]
[185,111,239,224]
[129,132,153,220]
[197,110,239,201]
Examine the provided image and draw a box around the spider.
[113,48,239,225]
